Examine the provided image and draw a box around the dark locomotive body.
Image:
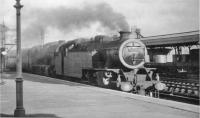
[54,31,154,91]
[55,32,145,76]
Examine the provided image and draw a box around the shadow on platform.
[0,113,62,118]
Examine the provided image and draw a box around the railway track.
[159,77,199,105]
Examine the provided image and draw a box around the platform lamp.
[14,0,25,117]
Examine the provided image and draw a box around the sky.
[0,0,199,48]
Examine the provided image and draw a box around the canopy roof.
[142,30,199,47]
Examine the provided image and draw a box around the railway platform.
[0,72,199,118]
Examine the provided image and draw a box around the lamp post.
[14,0,25,117]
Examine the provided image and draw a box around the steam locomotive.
[19,30,164,95]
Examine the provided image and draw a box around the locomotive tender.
[22,30,163,94]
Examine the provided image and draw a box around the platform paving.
[0,72,199,118]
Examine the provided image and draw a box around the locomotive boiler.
[54,31,163,93]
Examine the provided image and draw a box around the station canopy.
[141,30,199,48]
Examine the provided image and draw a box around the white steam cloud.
[22,3,129,47]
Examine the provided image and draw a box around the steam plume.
[22,3,129,47]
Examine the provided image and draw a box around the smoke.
[22,2,129,47]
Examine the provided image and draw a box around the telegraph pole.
[14,0,25,117]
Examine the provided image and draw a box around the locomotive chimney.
[119,31,131,40]
[119,26,141,40]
